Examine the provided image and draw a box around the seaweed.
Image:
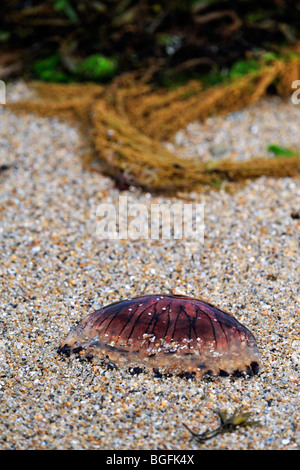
[3,0,300,85]
[267,144,300,158]
[74,55,118,81]
[8,50,300,195]
[33,54,72,83]
[183,407,260,443]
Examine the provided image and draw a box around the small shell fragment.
[58,294,260,378]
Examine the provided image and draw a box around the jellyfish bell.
[58,294,260,378]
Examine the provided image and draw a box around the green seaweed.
[33,53,118,83]
[33,54,71,82]
[267,144,300,157]
[75,55,118,81]
[229,58,261,79]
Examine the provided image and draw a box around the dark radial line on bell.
[163,302,171,339]
[170,303,181,342]
[190,316,199,351]
[126,300,159,343]
[215,312,229,350]
[144,300,160,335]
[101,300,140,336]
[94,299,134,330]
[192,312,202,354]
[101,310,124,334]
[114,302,141,341]
[195,305,217,346]
[182,307,193,350]
[148,301,161,340]
[95,308,121,331]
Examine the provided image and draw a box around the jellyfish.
[58,294,260,378]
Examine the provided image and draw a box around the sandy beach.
[0,82,299,450]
